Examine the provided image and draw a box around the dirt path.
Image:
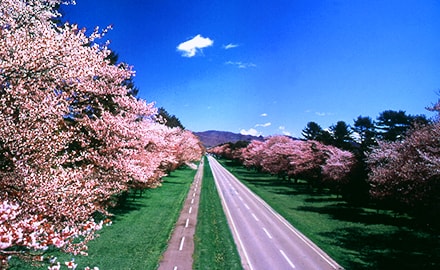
[158,159,204,270]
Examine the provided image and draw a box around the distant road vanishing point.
[208,156,344,270]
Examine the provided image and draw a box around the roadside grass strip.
[219,159,440,270]
[9,166,197,270]
[193,157,242,270]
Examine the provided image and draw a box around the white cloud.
[279,126,291,136]
[255,122,271,127]
[223,43,239,49]
[240,128,261,136]
[225,61,256,69]
[282,130,292,136]
[177,34,214,57]
[260,113,268,117]
[315,111,335,117]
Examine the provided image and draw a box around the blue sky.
[62,0,440,137]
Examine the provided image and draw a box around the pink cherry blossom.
[0,0,203,264]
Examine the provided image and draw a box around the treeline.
[0,0,203,266]
[209,108,439,226]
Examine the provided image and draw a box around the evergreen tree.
[156,107,185,129]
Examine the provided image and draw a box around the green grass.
[219,159,440,270]
[193,157,242,270]
[9,166,197,270]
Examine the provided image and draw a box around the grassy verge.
[219,159,440,270]
[193,157,242,270]
[9,166,197,270]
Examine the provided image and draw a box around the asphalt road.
[208,156,344,270]
[158,159,204,270]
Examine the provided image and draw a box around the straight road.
[208,156,344,270]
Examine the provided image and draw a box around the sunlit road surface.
[208,156,344,270]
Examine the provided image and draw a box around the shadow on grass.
[220,159,440,270]
[322,226,440,270]
[296,204,416,228]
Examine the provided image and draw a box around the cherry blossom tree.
[320,144,357,195]
[238,136,356,188]
[208,144,233,159]
[367,122,440,219]
[259,136,295,179]
[240,140,265,171]
[0,0,202,265]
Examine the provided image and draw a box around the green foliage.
[302,121,323,140]
[219,160,440,270]
[9,167,197,270]
[376,110,428,141]
[193,157,242,270]
[156,107,185,129]
[353,115,376,151]
[330,120,354,150]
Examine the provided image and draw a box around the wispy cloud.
[225,61,256,69]
[223,43,239,50]
[306,110,334,117]
[240,128,262,137]
[177,34,213,57]
[255,122,271,127]
[315,111,334,117]
[279,126,291,136]
[260,113,268,117]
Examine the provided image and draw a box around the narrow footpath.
[158,159,204,270]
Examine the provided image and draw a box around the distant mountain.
[194,130,264,148]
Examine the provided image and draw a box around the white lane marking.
[193,192,196,197]
[280,250,296,269]
[262,227,273,239]
[219,158,341,269]
[173,266,178,270]
[191,198,194,204]
[251,213,259,221]
[179,237,185,251]
[185,218,189,228]
[208,157,254,270]
[189,207,192,214]
[244,204,250,210]
[238,196,243,202]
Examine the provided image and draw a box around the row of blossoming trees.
[209,136,357,193]
[0,0,204,265]
[209,110,440,225]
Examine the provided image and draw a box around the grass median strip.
[193,157,242,270]
[219,159,440,270]
[9,166,197,270]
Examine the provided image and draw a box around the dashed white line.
[262,227,273,239]
[179,237,185,251]
[280,250,296,269]
[244,203,250,210]
[185,218,189,228]
[193,192,196,197]
[189,207,192,214]
[191,198,194,204]
[173,266,178,270]
[251,213,259,221]
[238,196,244,202]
